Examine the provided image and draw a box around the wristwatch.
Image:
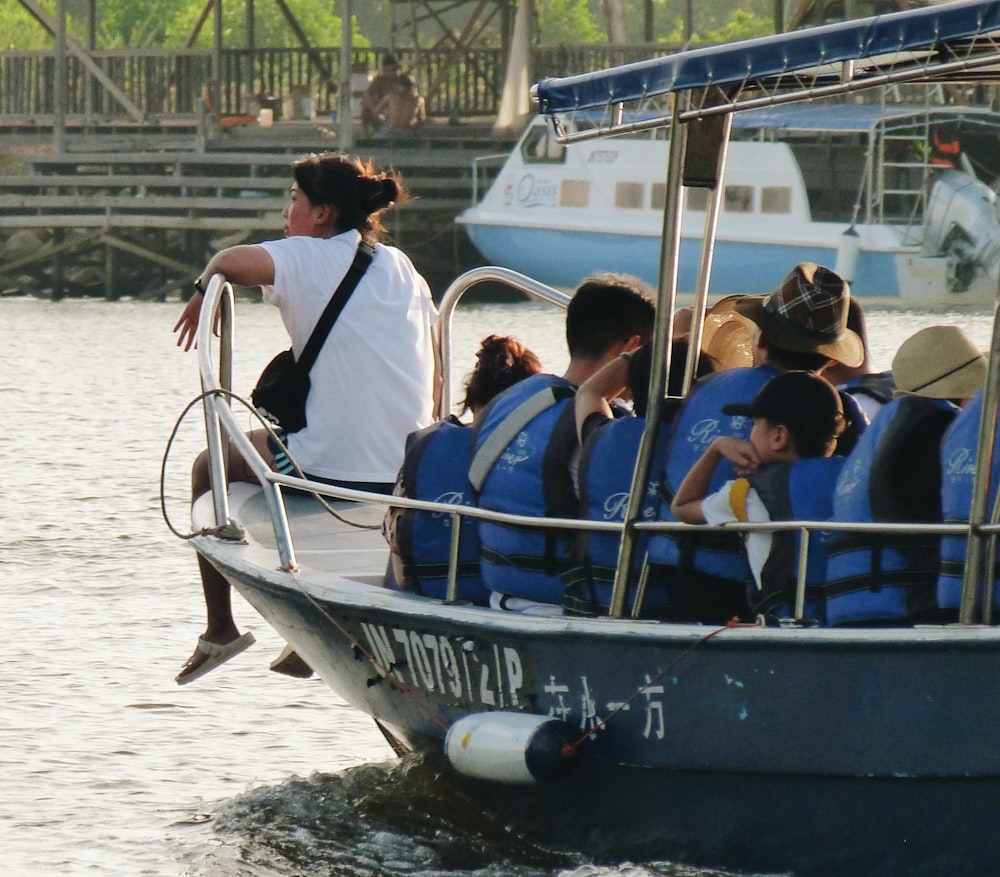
[193,276,206,295]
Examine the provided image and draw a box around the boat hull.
[222,564,1000,777]
[212,534,1000,874]
[461,220,927,299]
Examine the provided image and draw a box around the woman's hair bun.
[378,177,398,207]
[360,175,398,211]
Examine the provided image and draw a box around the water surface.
[1,295,992,876]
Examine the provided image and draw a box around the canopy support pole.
[610,96,688,619]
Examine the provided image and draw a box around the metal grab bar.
[196,275,298,570]
[435,266,571,418]
[194,269,994,623]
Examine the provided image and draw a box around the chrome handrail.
[194,268,995,622]
[468,152,511,205]
[435,266,571,418]
[196,275,298,570]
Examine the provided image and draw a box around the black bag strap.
[296,241,375,374]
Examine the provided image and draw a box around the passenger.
[384,335,542,601]
[172,153,438,684]
[825,325,986,627]
[648,262,865,624]
[470,274,656,615]
[565,316,741,617]
[939,387,1000,617]
[823,299,896,422]
[672,371,847,624]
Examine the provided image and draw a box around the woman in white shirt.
[172,152,439,684]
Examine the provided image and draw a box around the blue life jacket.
[938,389,1000,612]
[825,395,957,626]
[393,418,486,602]
[841,371,896,406]
[744,457,844,624]
[832,388,870,457]
[470,374,579,604]
[647,365,778,621]
[565,416,673,615]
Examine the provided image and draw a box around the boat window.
[651,182,666,211]
[724,185,754,213]
[615,182,644,208]
[761,186,792,214]
[521,125,566,164]
[560,179,590,207]
[686,188,709,211]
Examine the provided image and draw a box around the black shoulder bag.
[251,242,375,433]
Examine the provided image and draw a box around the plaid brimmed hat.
[723,371,846,453]
[734,263,864,368]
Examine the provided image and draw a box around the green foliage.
[0,0,777,51]
[699,9,774,43]
[536,0,605,44]
[1,0,57,49]
[162,2,346,49]
[0,0,354,50]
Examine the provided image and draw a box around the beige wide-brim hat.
[734,262,864,368]
[702,295,755,370]
[893,324,987,399]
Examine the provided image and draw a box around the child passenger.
[671,371,847,621]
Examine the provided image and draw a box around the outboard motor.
[923,168,1000,292]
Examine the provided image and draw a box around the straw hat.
[892,325,987,400]
[702,295,755,369]
[734,263,864,368]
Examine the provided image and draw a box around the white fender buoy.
[835,225,861,283]
[444,712,578,784]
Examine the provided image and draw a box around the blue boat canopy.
[535,0,1000,121]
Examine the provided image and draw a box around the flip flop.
[175,632,255,685]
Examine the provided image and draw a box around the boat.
[457,88,1000,305]
[175,3,1000,874]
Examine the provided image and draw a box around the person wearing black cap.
[672,371,847,622]
[647,262,865,624]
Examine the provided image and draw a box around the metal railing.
[195,266,1000,621]
[0,44,679,122]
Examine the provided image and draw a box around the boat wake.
[208,755,755,877]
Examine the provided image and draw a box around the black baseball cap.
[722,371,846,457]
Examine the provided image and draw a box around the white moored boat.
[173,3,1000,874]
[458,97,1000,305]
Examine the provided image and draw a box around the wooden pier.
[0,117,519,299]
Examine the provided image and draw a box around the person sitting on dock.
[360,54,424,136]
[384,334,542,601]
[825,324,987,627]
[171,152,439,685]
[672,371,848,624]
[647,263,866,624]
[470,274,656,615]
[377,74,426,134]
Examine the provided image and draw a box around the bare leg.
[176,428,274,681]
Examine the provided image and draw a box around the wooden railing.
[0,43,677,122]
